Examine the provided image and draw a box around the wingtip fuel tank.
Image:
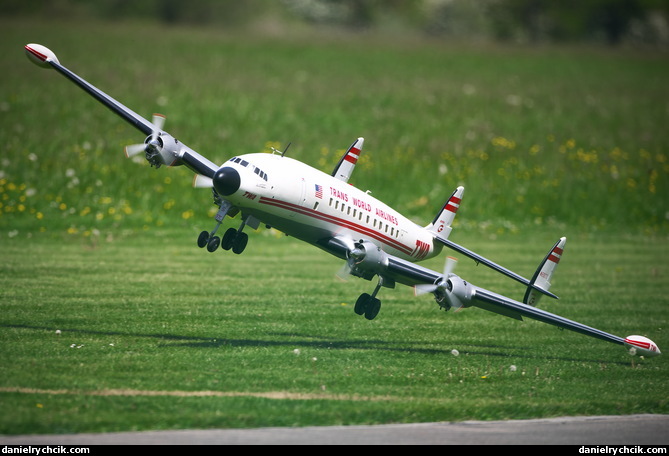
[624,335,661,357]
[25,43,59,68]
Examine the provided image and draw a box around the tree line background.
[3,0,669,47]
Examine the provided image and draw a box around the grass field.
[1,230,667,434]
[1,19,668,435]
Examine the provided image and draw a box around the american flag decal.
[315,184,323,199]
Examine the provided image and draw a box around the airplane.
[24,43,660,358]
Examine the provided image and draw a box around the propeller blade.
[414,284,438,296]
[151,113,166,141]
[193,175,213,188]
[444,256,458,276]
[333,237,358,282]
[125,143,147,158]
[335,262,352,282]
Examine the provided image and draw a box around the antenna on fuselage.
[270,142,291,157]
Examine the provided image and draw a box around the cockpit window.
[228,157,268,181]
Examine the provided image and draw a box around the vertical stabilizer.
[426,186,464,242]
[332,137,364,182]
[524,237,566,306]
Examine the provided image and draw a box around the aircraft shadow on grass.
[3,323,630,365]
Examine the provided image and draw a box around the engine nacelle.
[347,240,389,281]
[434,276,473,311]
[143,132,181,168]
[448,276,473,309]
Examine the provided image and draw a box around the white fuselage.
[221,153,442,263]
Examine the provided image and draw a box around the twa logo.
[412,240,431,260]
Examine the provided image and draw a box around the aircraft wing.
[388,250,659,355]
[466,285,624,345]
[25,43,219,178]
[326,236,660,356]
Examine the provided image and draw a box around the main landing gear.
[198,226,248,254]
[353,278,387,320]
[196,200,249,254]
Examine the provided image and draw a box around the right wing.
[25,43,219,178]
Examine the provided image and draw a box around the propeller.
[124,113,166,159]
[414,256,458,295]
[414,256,464,310]
[336,241,365,281]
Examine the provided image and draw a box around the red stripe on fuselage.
[259,197,415,256]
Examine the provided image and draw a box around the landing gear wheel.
[221,228,237,251]
[364,298,381,320]
[197,231,209,248]
[206,236,220,252]
[232,232,248,255]
[354,293,370,315]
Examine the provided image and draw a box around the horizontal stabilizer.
[524,237,566,306]
[438,238,559,300]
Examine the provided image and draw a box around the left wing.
[439,277,660,357]
[326,236,661,357]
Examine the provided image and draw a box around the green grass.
[0,230,667,434]
[0,19,667,435]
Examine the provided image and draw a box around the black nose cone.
[213,166,241,196]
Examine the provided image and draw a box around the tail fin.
[331,137,364,183]
[426,186,464,242]
[523,237,566,306]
